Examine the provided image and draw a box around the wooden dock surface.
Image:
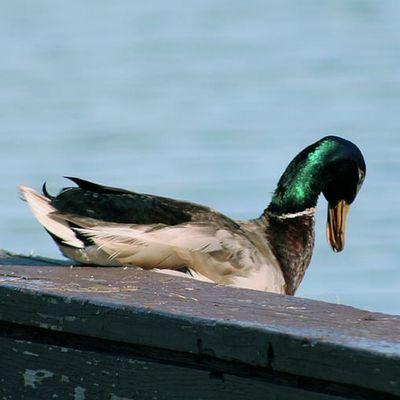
[0,250,399,399]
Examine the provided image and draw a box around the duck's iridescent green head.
[267,136,366,252]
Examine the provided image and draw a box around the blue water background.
[1,1,399,314]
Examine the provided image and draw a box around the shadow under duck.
[19,136,366,295]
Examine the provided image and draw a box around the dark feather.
[265,214,315,295]
[42,182,54,200]
[44,228,67,247]
[50,178,239,230]
[63,177,134,195]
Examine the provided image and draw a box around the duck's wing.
[60,215,229,268]
[18,177,240,262]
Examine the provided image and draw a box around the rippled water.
[1,1,399,314]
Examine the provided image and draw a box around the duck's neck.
[263,213,315,295]
[261,139,337,294]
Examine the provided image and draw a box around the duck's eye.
[357,168,365,191]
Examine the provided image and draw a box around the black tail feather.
[63,176,133,195]
[42,182,54,200]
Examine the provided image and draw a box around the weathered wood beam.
[0,250,399,399]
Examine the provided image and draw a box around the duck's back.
[51,177,235,227]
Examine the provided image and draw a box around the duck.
[19,135,366,295]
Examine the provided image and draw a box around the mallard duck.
[19,136,365,295]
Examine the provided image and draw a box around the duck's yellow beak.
[326,200,350,252]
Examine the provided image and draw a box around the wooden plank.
[0,323,350,400]
[0,250,399,398]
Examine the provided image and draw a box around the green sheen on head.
[267,136,366,215]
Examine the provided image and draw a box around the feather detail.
[74,223,223,268]
[153,267,214,283]
[18,186,83,249]
[42,182,54,200]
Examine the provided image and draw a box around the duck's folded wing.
[50,208,261,274]
[70,218,286,292]
[73,222,224,267]
[19,181,242,267]
[19,183,224,268]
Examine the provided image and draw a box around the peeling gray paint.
[38,322,61,331]
[128,359,147,365]
[73,386,86,400]
[23,369,54,389]
[109,394,133,400]
[23,351,39,357]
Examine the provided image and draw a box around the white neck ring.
[266,207,316,220]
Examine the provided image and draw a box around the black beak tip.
[332,246,344,253]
